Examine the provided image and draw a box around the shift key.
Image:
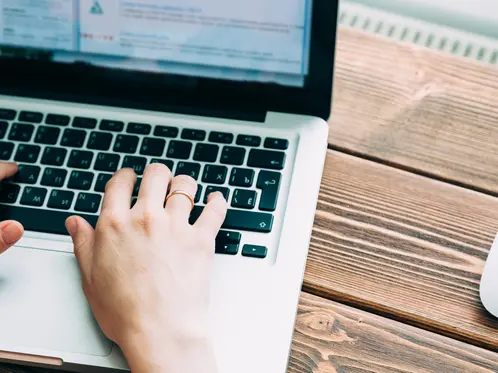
[190,207,273,233]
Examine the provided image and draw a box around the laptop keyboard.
[0,109,290,259]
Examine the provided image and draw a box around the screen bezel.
[0,0,338,121]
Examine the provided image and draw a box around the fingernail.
[65,217,78,236]
[2,222,22,244]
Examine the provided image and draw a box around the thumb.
[0,220,24,255]
[66,216,95,281]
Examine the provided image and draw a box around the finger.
[194,192,228,236]
[66,216,95,282]
[101,168,137,213]
[0,220,24,254]
[165,175,197,221]
[137,163,172,208]
[0,162,18,180]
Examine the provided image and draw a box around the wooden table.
[3,27,498,373]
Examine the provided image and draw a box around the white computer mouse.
[480,233,498,317]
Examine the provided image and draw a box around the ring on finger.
[165,190,195,210]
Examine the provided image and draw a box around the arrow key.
[242,245,268,259]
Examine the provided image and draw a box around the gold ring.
[166,190,195,210]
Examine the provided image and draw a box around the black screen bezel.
[0,0,338,121]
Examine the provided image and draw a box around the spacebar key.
[190,207,273,233]
[0,205,98,236]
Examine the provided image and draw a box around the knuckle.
[134,210,159,234]
[100,212,127,232]
[172,175,197,191]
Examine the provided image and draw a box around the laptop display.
[0,0,313,87]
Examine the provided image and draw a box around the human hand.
[0,162,24,254]
[65,164,228,373]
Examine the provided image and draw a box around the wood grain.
[330,27,498,194]
[3,293,498,373]
[304,150,498,351]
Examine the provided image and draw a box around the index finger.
[101,168,137,213]
[0,162,18,180]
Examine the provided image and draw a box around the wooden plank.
[304,150,498,350]
[330,27,498,194]
[3,293,498,373]
[290,293,498,373]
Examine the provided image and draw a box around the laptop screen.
[0,0,313,88]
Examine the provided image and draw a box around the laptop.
[0,1,338,372]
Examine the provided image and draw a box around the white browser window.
[0,0,312,87]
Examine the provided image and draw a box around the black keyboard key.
[68,171,94,191]
[195,185,202,203]
[87,131,113,151]
[46,114,70,126]
[95,173,112,193]
[122,156,147,175]
[133,178,142,197]
[140,138,166,156]
[236,135,261,147]
[154,126,179,138]
[19,111,43,123]
[41,168,67,187]
[242,245,268,259]
[150,159,174,171]
[41,147,67,166]
[114,134,139,154]
[190,207,273,233]
[204,186,230,204]
[73,117,97,129]
[181,129,206,141]
[167,141,192,160]
[75,193,102,213]
[0,183,20,204]
[0,121,8,139]
[220,146,245,166]
[0,109,16,120]
[202,165,227,185]
[231,189,256,210]
[20,187,47,207]
[215,243,239,256]
[95,153,120,172]
[100,120,124,132]
[9,123,34,142]
[193,143,219,163]
[61,129,86,148]
[35,126,60,145]
[47,190,74,210]
[176,162,201,180]
[68,150,94,170]
[247,149,285,170]
[257,171,282,212]
[127,122,151,135]
[14,165,40,184]
[0,206,98,236]
[264,138,289,150]
[131,197,138,208]
[229,168,254,188]
[209,131,233,144]
[0,141,14,160]
[14,144,41,163]
[216,230,241,244]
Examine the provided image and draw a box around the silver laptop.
[0,1,338,372]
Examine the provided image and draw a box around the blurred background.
[339,0,498,66]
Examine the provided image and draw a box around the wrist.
[120,328,218,373]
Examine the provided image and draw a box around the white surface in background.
[340,1,498,65]
[350,0,498,39]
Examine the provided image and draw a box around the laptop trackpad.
[0,247,112,357]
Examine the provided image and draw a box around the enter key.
[256,170,282,212]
